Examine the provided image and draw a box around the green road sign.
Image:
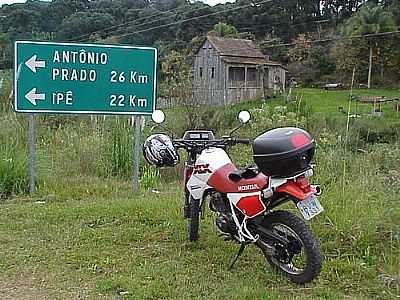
[14,41,157,115]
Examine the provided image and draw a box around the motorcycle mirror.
[151,110,165,124]
[238,110,251,124]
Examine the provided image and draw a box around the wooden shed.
[193,36,286,105]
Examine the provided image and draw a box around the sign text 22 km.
[14,41,157,115]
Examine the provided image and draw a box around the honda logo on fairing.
[238,184,259,191]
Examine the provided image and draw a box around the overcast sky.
[0,0,235,6]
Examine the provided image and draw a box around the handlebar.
[172,137,251,153]
[234,138,251,145]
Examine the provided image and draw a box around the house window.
[229,67,245,87]
[247,68,258,87]
[199,67,203,78]
[211,67,215,79]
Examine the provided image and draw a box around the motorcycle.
[146,110,324,284]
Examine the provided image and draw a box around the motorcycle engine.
[210,192,237,235]
[216,213,236,234]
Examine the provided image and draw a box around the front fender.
[186,175,211,202]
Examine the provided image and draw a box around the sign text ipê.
[14,41,157,115]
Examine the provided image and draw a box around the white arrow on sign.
[25,55,46,73]
[25,88,45,106]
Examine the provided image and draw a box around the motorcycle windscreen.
[227,192,266,218]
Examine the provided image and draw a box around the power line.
[69,2,227,43]
[68,7,175,42]
[237,19,331,33]
[111,0,273,40]
[68,4,189,42]
[261,30,400,48]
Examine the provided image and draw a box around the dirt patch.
[0,272,49,300]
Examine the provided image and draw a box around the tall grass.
[0,141,27,198]
[0,114,28,198]
[140,165,160,190]
[101,122,133,179]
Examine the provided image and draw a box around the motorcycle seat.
[228,167,259,182]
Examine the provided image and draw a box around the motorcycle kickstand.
[228,242,247,270]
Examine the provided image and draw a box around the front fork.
[183,190,191,218]
[183,161,194,219]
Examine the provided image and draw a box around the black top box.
[252,127,315,177]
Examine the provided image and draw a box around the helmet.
[143,134,179,167]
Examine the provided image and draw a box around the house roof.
[221,56,267,65]
[195,36,286,69]
[206,36,266,58]
[265,61,288,70]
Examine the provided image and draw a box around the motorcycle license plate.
[296,195,324,220]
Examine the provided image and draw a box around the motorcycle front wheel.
[256,210,322,284]
[187,197,200,241]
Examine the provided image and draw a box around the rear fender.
[275,180,317,200]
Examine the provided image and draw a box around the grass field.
[0,165,399,299]
[291,88,400,117]
[0,83,399,299]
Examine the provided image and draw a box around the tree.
[57,12,116,40]
[330,38,368,84]
[0,33,10,61]
[0,33,11,68]
[343,3,396,88]
[208,22,238,38]
[287,34,335,86]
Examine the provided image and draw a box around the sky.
[0,0,235,6]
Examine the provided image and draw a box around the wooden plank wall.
[193,40,226,105]
[193,40,286,106]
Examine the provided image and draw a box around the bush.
[355,121,400,144]
[249,103,308,137]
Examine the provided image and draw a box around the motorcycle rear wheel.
[187,197,200,241]
[257,210,322,284]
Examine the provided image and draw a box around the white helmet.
[143,134,179,167]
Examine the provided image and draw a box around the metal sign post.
[14,41,158,193]
[27,114,35,195]
[132,116,142,192]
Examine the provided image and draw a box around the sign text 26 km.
[14,41,157,115]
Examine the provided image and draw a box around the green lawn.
[291,88,400,119]
[0,185,394,300]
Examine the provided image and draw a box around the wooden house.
[193,36,286,105]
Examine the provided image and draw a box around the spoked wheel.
[257,210,322,284]
[187,197,200,241]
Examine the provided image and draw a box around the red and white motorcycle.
[147,110,324,284]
